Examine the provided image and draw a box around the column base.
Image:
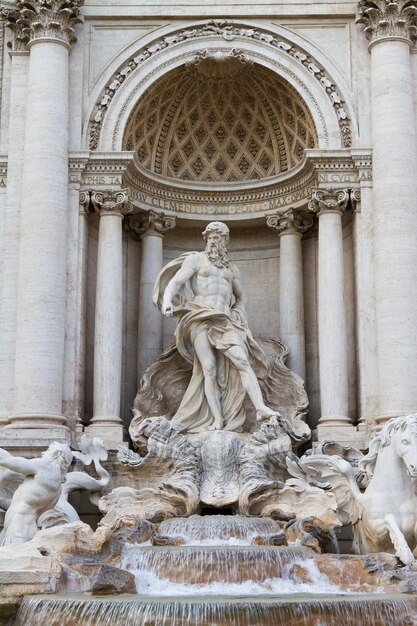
[0,421,70,456]
[315,422,368,450]
[374,410,417,427]
[85,422,124,450]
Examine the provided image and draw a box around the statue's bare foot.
[256,406,281,423]
[209,418,223,430]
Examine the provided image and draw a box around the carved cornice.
[356,0,417,46]
[308,188,350,216]
[4,0,84,48]
[127,210,176,238]
[91,189,132,218]
[266,208,314,236]
[89,20,352,151]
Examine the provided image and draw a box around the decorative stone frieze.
[356,0,417,46]
[5,0,84,48]
[89,20,352,151]
[127,210,176,238]
[308,188,350,216]
[266,208,314,236]
[91,189,132,218]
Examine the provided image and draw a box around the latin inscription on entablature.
[129,187,314,216]
[317,171,371,184]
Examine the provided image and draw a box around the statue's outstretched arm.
[162,253,198,316]
[0,448,36,476]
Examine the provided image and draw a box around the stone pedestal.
[357,1,417,425]
[266,208,313,381]
[86,190,132,449]
[128,211,176,385]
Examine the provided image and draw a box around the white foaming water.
[129,558,343,596]
[157,515,281,545]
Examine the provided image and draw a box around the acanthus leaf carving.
[266,207,314,235]
[8,0,84,47]
[91,188,133,217]
[127,210,176,237]
[356,0,417,45]
[308,187,350,215]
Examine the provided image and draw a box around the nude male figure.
[161,221,277,430]
[0,442,73,546]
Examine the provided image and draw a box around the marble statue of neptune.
[153,221,278,432]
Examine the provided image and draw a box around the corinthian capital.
[91,189,132,218]
[6,0,84,48]
[308,188,350,216]
[127,211,176,238]
[356,0,417,46]
[266,208,314,236]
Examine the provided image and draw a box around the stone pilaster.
[266,208,313,381]
[128,211,176,385]
[87,190,132,449]
[0,26,29,426]
[357,0,417,424]
[4,0,84,447]
[309,188,352,436]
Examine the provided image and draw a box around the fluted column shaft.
[87,190,132,448]
[266,209,313,380]
[128,211,176,385]
[310,189,350,430]
[357,1,417,423]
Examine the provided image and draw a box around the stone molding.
[308,187,350,216]
[88,19,352,151]
[356,0,417,47]
[127,210,176,238]
[3,0,84,49]
[266,207,314,236]
[90,189,133,218]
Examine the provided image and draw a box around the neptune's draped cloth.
[153,253,268,433]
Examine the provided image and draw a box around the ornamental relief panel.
[123,56,317,184]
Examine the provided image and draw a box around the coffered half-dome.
[123,53,317,184]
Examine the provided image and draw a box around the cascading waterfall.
[15,595,417,626]
[157,514,281,545]
[13,515,417,625]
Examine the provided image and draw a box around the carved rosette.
[127,210,176,237]
[308,188,350,216]
[266,208,314,236]
[91,189,133,218]
[356,0,417,46]
[5,0,84,48]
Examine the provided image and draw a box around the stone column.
[266,208,313,381]
[128,211,176,385]
[357,1,417,423]
[350,160,379,434]
[309,188,351,437]
[86,190,132,449]
[0,23,29,426]
[4,1,84,444]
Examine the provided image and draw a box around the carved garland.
[89,19,352,151]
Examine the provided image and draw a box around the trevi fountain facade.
[0,0,417,624]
